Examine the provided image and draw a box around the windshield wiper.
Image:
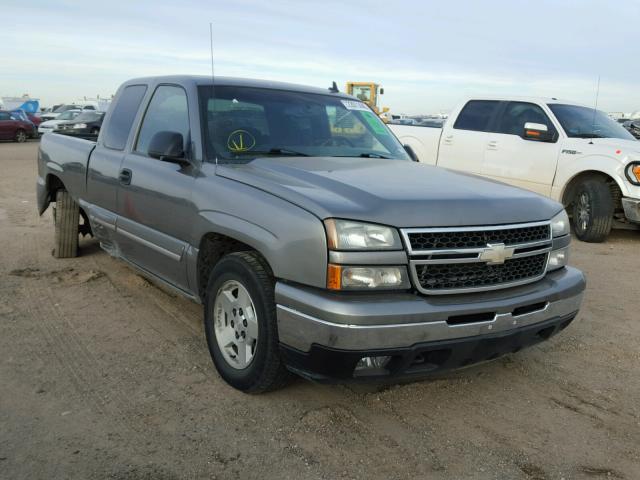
[332,152,390,159]
[572,133,604,139]
[233,148,310,157]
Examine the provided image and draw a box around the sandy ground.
[0,141,639,480]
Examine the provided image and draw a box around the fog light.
[355,356,391,373]
[547,247,569,271]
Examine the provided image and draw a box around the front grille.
[407,224,550,251]
[415,253,548,292]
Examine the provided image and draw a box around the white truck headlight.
[74,123,87,129]
[547,246,569,271]
[625,162,640,186]
[325,219,402,250]
[327,265,410,290]
[551,210,570,237]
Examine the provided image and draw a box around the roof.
[460,95,586,107]
[121,75,355,99]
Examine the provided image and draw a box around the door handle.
[443,135,453,145]
[487,140,498,150]
[119,168,132,185]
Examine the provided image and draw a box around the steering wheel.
[320,136,355,147]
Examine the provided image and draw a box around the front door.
[116,84,196,291]
[483,101,561,197]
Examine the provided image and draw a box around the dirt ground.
[0,141,639,480]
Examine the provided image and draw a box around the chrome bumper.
[276,267,585,352]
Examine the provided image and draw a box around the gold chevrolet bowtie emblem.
[479,243,515,265]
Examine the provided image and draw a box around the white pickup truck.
[390,97,640,242]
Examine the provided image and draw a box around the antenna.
[590,75,601,144]
[209,22,218,164]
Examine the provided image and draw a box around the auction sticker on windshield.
[341,100,370,111]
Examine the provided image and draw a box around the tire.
[571,178,613,243]
[53,190,80,258]
[15,129,27,143]
[204,251,290,393]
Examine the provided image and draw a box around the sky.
[2,0,640,115]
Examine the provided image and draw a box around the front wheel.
[204,251,290,393]
[571,178,613,243]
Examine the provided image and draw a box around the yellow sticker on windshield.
[361,111,389,135]
[227,130,256,152]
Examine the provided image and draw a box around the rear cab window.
[453,100,500,132]
[103,84,148,150]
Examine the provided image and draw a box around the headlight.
[625,162,640,186]
[74,123,87,129]
[327,264,410,290]
[325,219,402,250]
[547,246,569,271]
[550,210,570,237]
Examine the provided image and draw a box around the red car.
[27,113,43,126]
[0,110,35,142]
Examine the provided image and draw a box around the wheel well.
[47,174,65,200]
[197,233,261,300]
[561,171,622,212]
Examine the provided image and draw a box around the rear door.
[437,100,500,175]
[116,84,196,291]
[84,84,148,247]
[483,101,561,196]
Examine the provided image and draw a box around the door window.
[136,85,190,156]
[495,102,555,136]
[103,84,147,150]
[453,100,500,132]
[0,112,10,121]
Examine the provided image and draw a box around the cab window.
[495,102,555,137]
[136,85,190,156]
[454,100,500,132]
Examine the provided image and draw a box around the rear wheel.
[53,190,80,258]
[204,251,290,393]
[571,178,613,242]
[15,129,27,143]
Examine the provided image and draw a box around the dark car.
[56,111,105,136]
[622,120,640,139]
[0,110,36,142]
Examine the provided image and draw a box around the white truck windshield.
[549,104,636,140]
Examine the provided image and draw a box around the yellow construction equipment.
[345,82,389,118]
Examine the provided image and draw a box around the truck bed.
[37,133,96,214]
[388,124,442,166]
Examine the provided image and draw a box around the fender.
[553,154,638,202]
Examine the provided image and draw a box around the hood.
[564,137,640,158]
[216,157,562,228]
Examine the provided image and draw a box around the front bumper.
[276,266,585,381]
[622,197,640,223]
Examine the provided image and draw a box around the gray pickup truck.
[37,75,586,392]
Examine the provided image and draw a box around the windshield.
[58,111,78,120]
[549,104,636,140]
[198,86,410,163]
[74,112,102,122]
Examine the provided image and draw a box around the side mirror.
[523,122,554,142]
[404,144,419,162]
[148,131,187,164]
[379,87,384,95]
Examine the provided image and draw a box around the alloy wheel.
[213,280,259,370]
[577,191,591,232]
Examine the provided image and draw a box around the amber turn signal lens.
[633,165,640,182]
[327,264,342,290]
